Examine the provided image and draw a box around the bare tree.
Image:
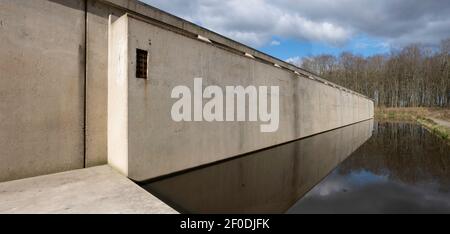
[300,39,450,108]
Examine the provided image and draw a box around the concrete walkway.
[0,165,177,214]
[429,117,450,128]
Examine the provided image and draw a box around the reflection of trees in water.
[338,122,450,190]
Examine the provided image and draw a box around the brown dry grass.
[375,107,450,122]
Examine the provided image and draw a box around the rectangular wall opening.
[136,49,148,79]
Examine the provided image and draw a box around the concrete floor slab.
[0,165,177,214]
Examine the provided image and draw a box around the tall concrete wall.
[85,0,126,167]
[0,0,126,181]
[0,0,86,182]
[108,14,129,176]
[108,14,374,182]
[0,0,373,182]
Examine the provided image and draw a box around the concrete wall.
[0,0,86,182]
[86,0,374,168]
[144,119,374,213]
[85,0,126,167]
[108,14,374,182]
[0,0,373,182]
[108,14,129,176]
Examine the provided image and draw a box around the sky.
[140,0,450,65]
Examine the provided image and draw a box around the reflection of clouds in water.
[287,122,450,213]
[289,168,450,213]
[307,170,388,197]
[336,122,450,189]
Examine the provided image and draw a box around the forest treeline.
[299,39,450,107]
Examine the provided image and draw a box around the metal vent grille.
[136,49,148,79]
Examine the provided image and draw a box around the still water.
[143,120,450,213]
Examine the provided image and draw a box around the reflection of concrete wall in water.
[144,120,374,213]
[0,0,374,182]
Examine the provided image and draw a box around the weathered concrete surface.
[87,0,375,167]
[108,14,129,176]
[85,0,110,167]
[108,14,374,182]
[0,165,177,214]
[145,120,374,213]
[0,0,85,182]
[85,0,126,167]
[0,0,374,183]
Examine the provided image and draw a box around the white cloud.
[354,42,368,49]
[285,56,302,66]
[140,0,353,47]
[270,40,281,46]
[140,0,450,48]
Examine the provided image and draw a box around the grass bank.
[375,107,450,142]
